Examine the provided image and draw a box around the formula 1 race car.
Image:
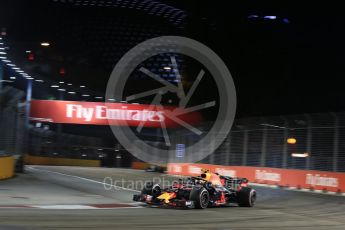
[133,170,256,209]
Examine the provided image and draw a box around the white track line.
[31,205,98,209]
[27,166,140,192]
[28,167,345,197]
[0,205,143,210]
[30,205,142,210]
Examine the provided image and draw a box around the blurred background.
[0,0,344,172]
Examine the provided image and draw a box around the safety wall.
[132,161,150,170]
[0,156,15,180]
[131,161,167,170]
[167,163,345,193]
[24,155,100,167]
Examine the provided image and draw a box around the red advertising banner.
[167,163,345,193]
[30,100,202,128]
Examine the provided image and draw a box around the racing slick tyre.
[237,187,256,207]
[142,182,162,198]
[189,187,210,209]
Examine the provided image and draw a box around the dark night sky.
[1,0,345,118]
[173,1,345,117]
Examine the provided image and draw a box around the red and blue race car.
[133,170,256,209]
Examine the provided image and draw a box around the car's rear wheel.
[189,187,209,209]
[237,187,256,207]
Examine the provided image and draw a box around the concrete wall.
[24,155,100,167]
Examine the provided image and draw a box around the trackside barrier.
[0,156,15,180]
[131,161,167,170]
[167,163,345,194]
[24,155,100,167]
[132,162,150,170]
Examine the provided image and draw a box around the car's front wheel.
[189,187,210,209]
[141,182,161,199]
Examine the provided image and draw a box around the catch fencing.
[201,113,345,173]
[0,86,26,157]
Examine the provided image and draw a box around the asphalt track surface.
[1,166,345,230]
